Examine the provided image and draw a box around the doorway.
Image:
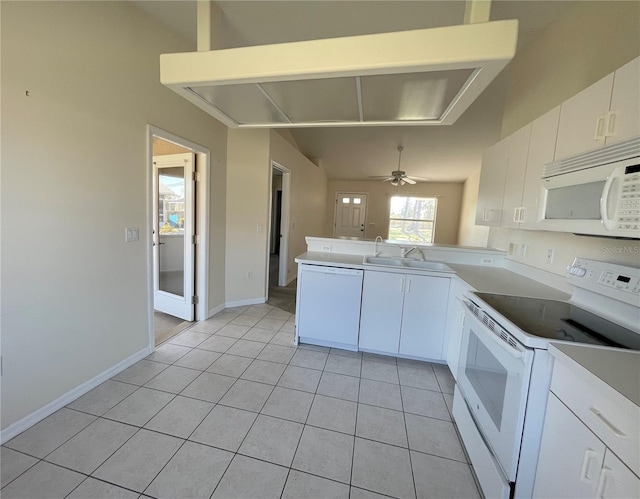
[333,192,368,237]
[147,126,211,347]
[266,162,294,311]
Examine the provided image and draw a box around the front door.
[153,153,195,321]
[334,192,368,237]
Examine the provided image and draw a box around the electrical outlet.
[321,245,332,252]
[520,244,528,258]
[481,257,494,265]
[546,249,555,264]
[508,243,518,256]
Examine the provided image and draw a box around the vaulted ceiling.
[132,1,577,182]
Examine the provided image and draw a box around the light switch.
[125,227,139,242]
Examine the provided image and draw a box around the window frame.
[387,195,438,243]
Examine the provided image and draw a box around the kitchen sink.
[363,256,455,273]
[362,256,405,267]
[404,260,454,272]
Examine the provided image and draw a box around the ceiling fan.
[368,146,429,186]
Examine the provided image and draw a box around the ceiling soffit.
[160,21,518,128]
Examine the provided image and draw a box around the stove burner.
[474,293,640,351]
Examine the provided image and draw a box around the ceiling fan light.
[390,179,399,187]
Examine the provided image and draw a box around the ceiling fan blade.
[368,175,394,181]
[403,177,417,185]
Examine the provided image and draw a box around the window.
[388,196,437,242]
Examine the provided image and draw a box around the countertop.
[295,251,570,300]
[549,342,640,407]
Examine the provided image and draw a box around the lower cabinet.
[534,393,640,499]
[359,270,450,360]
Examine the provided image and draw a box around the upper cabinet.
[476,139,509,227]
[555,56,640,160]
[519,106,561,229]
[500,124,532,229]
[608,56,640,146]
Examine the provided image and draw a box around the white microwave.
[538,137,640,239]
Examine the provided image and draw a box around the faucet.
[401,246,423,259]
[373,236,383,256]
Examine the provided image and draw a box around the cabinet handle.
[605,111,616,137]
[519,207,526,223]
[595,467,613,499]
[513,207,519,223]
[407,278,412,293]
[483,209,491,222]
[590,407,627,437]
[580,449,600,484]
[400,278,404,293]
[594,115,607,140]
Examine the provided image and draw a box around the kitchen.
[1,1,639,498]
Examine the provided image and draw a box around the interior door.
[153,153,195,321]
[334,192,368,237]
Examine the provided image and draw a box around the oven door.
[457,301,534,481]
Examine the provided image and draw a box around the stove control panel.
[567,258,640,306]
[598,271,640,294]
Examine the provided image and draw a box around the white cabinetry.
[534,394,606,498]
[445,278,474,381]
[500,124,531,229]
[359,270,450,360]
[555,56,640,160]
[476,139,509,227]
[358,271,404,353]
[534,352,640,499]
[519,106,560,229]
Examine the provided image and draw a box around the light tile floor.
[1,304,481,499]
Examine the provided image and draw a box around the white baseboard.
[225,297,266,308]
[207,303,226,319]
[0,346,152,444]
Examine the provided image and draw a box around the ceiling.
[132,1,577,182]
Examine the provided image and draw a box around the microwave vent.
[542,136,640,178]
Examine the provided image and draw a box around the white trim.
[0,347,151,444]
[207,303,225,318]
[226,297,266,308]
[285,274,297,286]
[146,126,212,348]
[269,162,291,290]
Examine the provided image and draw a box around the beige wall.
[484,0,640,276]
[457,169,489,247]
[225,129,271,304]
[225,130,328,304]
[271,130,328,282]
[326,181,463,245]
[1,1,228,430]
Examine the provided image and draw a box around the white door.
[153,153,195,321]
[334,192,367,237]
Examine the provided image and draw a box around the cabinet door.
[359,271,404,354]
[555,73,614,160]
[534,394,606,499]
[607,56,640,145]
[501,124,532,229]
[398,274,450,360]
[476,139,509,227]
[520,106,560,229]
[598,450,640,499]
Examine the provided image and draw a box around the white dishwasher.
[296,264,363,351]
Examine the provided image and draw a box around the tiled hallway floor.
[1,304,480,499]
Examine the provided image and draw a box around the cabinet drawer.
[551,360,640,476]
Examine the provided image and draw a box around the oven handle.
[463,300,527,360]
